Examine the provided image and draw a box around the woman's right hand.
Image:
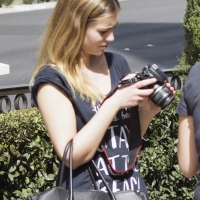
[109,73,157,110]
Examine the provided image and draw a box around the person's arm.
[37,83,121,169]
[37,76,159,169]
[178,115,200,178]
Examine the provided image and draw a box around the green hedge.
[2,0,200,199]
[0,92,197,200]
[0,109,59,200]
[22,0,35,5]
[0,0,14,7]
[174,0,200,76]
[183,0,200,67]
[139,90,196,200]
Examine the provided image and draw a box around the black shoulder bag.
[27,140,148,200]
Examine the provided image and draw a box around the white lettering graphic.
[97,180,107,192]
[92,107,142,193]
[119,126,129,148]
[108,155,119,170]
[123,179,130,190]
[107,125,118,149]
[113,180,120,192]
[92,104,100,113]
[121,110,130,119]
[137,177,140,191]
[122,155,128,170]
[97,157,109,175]
[130,177,138,191]
[113,115,119,122]
[133,165,139,172]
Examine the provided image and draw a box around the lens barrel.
[150,84,175,109]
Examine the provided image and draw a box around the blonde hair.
[31,0,120,105]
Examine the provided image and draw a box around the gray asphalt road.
[0,0,187,86]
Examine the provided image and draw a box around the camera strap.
[99,73,142,176]
[102,72,139,101]
[72,72,142,177]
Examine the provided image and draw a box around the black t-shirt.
[176,62,200,200]
[31,52,148,193]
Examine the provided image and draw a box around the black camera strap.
[99,74,142,176]
[102,72,139,101]
[72,73,142,177]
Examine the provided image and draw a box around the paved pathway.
[0,1,56,14]
[0,0,187,86]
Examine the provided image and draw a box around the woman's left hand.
[140,82,176,118]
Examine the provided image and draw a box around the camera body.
[135,64,174,109]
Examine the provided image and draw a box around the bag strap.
[88,159,147,200]
[89,160,117,200]
[57,140,73,199]
[87,163,98,190]
[57,140,119,200]
[56,140,148,200]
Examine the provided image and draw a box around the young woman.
[31,0,175,199]
[176,62,200,200]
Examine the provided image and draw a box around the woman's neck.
[82,54,111,94]
[83,54,105,70]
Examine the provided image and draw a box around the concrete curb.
[0,1,57,14]
[0,0,129,14]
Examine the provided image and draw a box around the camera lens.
[150,84,175,109]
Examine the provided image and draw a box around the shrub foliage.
[0,0,14,7]
[0,109,59,200]
[22,0,35,5]
[1,0,200,199]
[174,0,200,77]
[183,0,200,66]
[139,90,196,200]
[0,97,197,200]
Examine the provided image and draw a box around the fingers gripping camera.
[120,64,175,109]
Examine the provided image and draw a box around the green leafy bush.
[0,0,5,7]
[183,0,200,67]
[2,0,200,199]
[139,90,196,200]
[0,94,197,200]
[174,0,200,77]
[22,0,34,4]
[0,108,59,200]
[0,0,14,7]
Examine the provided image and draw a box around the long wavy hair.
[31,0,120,105]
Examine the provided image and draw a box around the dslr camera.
[136,64,174,109]
[121,64,174,109]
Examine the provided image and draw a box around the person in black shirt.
[176,62,200,200]
[31,0,175,198]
